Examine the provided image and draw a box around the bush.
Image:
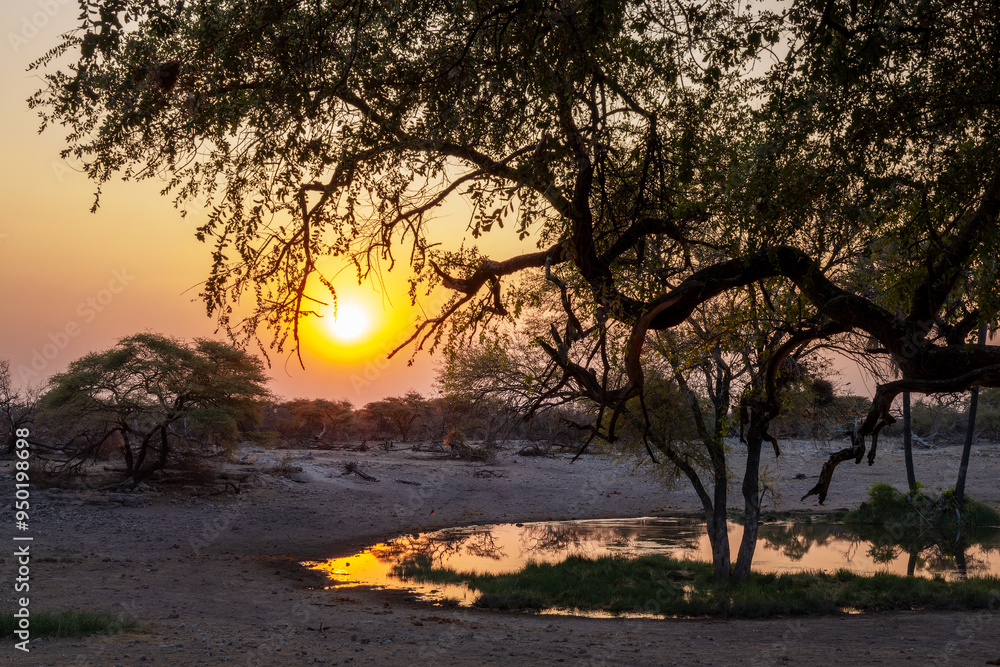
[0,610,136,638]
[845,482,1000,552]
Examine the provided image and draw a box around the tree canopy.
[41,333,270,484]
[30,0,1000,502]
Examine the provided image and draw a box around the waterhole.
[305,517,1000,614]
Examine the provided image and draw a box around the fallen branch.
[342,461,379,482]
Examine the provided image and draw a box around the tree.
[957,325,988,505]
[276,398,354,446]
[31,0,1000,574]
[360,391,430,442]
[0,360,41,455]
[41,333,270,485]
[437,328,590,449]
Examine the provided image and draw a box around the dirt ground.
[4,438,1000,666]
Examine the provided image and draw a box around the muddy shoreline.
[4,439,1000,666]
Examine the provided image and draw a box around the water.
[304,517,1000,612]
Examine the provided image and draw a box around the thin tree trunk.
[956,325,987,506]
[733,429,764,579]
[120,429,135,478]
[707,459,731,579]
[906,547,916,577]
[955,538,968,580]
[157,425,169,469]
[132,429,158,485]
[903,392,916,492]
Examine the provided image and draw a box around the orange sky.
[0,1,879,406]
[0,1,538,406]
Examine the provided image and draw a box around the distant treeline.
[257,391,590,450]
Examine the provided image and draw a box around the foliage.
[978,388,1000,442]
[846,482,1000,530]
[358,391,431,442]
[844,482,1000,570]
[28,1,1000,572]
[0,610,137,638]
[880,395,970,443]
[0,360,40,455]
[39,333,270,485]
[394,552,1000,617]
[262,398,354,446]
[437,328,591,449]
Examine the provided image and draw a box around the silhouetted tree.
[360,391,430,442]
[0,360,40,455]
[41,334,270,485]
[31,0,1000,573]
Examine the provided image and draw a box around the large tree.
[41,333,270,485]
[31,0,1000,574]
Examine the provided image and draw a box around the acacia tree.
[31,0,1000,575]
[280,398,354,445]
[0,360,41,455]
[360,391,430,442]
[41,333,270,485]
[438,323,590,449]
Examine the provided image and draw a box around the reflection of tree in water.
[382,518,1000,583]
[757,524,849,561]
[640,520,705,552]
[375,528,507,569]
[757,522,1000,578]
[519,523,628,557]
[462,530,505,560]
[907,537,991,578]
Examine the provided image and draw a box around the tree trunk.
[955,539,968,580]
[903,392,916,493]
[733,429,764,579]
[132,436,150,484]
[956,325,987,506]
[707,461,731,579]
[120,429,135,478]
[157,425,170,470]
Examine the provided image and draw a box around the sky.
[0,0,880,407]
[0,0,538,406]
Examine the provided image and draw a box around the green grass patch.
[394,553,1000,617]
[845,482,1000,529]
[0,610,137,638]
[842,482,1000,563]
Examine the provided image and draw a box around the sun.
[326,301,371,343]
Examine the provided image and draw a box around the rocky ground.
[3,438,1000,666]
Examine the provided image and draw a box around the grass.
[0,610,137,638]
[845,482,1000,529]
[841,482,1000,562]
[393,553,1000,617]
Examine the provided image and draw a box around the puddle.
[305,517,1000,613]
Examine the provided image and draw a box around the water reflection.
[304,517,1000,610]
[756,522,1000,579]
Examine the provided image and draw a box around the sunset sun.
[326,301,371,343]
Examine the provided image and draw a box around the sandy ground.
[3,438,1000,666]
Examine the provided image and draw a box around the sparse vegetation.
[839,483,1000,574]
[0,610,137,638]
[394,553,1000,618]
[846,482,1000,531]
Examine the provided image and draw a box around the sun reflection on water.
[303,517,1000,616]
